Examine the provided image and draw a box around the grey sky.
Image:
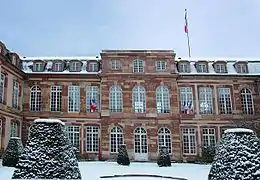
[1,0,260,58]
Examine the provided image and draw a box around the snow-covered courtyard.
[0,161,211,180]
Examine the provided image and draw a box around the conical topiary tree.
[117,144,130,166]
[208,128,259,180]
[2,137,23,167]
[12,119,81,179]
[157,146,171,167]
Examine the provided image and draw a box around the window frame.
[133,59,144,73]
[30,85,42,112]
[182,128,197,155]
[50,85,62,112]
[86,86,99,112]
[158,127,172,154]
[132,86,146,113]
[241,88,254,114]
[110,126,124,153]
[12,81,19,109]
[178,63,189,73]
[111,60,121,70]
[0,73,5,104]
[66,126,80,149]
[70,62,81,72]
[179,87,193,114]
[218,87,232,114]
[54,62,63,72]
[197,63,207,73]
[89,62,99,72]
[10,121,19,137]
[215,64,226,73]
[202,128,216,147]
[199,87,213,114]
[156,86,170,113]
[109,86,123,112]
[237,63,248,73]
[86,126,99,152]
[156,61,166,72]
[68,86,80,113]
[34,63,42,72]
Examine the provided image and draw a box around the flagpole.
[184,9,191,58]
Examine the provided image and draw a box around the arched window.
[110,126,124,153]
[133,59,144,73]
[109,86,123,112]
[132,86,146,113]
[158,127,172,153]
[30,85,42,112]
[156,86,170,113]
[241,88,253,114]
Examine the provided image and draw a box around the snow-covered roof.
[21,56,101,61]
[224,128,254,134]
[34,119,65,126]
[176,58,260,76]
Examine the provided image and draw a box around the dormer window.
[54,62,62,72]
[89,62,99,72]
[12,56,16,65]
[133,59,144,73]
[215,63,226,73]
[197,63,207,73]
[178,62,190,73]
[34,62,43,72]
[0,46,2,54]
[156,61,166,71]
[236,63,248,73]
[70,62,81,72]
[111,60,121,70]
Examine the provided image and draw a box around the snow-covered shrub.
[12,119,81,179]
[157,146,171,167]
[197,145,216,163]
[117,144,130,166]
[208,128,260,180]
[2,137,23,167]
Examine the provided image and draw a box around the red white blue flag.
[90,99,97,112]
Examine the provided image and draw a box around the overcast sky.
[1,0,260,58]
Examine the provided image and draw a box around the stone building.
[0,40,260,161]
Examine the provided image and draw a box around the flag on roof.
[90,99,97,112]
[184,9,188,33]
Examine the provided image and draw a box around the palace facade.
[0,41,260,161]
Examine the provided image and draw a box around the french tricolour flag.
[90,99,97,112]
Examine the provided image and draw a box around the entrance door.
[134,127,148,161]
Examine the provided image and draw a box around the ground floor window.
[86,126,99,152]
[158,127,172,153]
[110,126,124,153]
[202,128,216,147]
[66,126,80,149]
[10,121,19,137]
[182,128,196,155]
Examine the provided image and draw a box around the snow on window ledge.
[10,137,21,139]
[34,118,65,126]
[224,128,254,134]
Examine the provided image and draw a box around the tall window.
[156,86,170,113]
[50,85,62,112]
[68,86,80,112]
[241,88,253,114]
[11,121,19,137]
[179,87,193,114]
[158,127,172,153]
[199,87,213,114]
[109,86,123,112]
[218,88,232,114]
[110,126,124,153]
[0,73,4,104]
[66,126,80,149]
[182,128,196,155]
[86,126,99,152]
[30,86,41,112]
[133,59,144,73]
[202,128,216,147]
[132,86,146,113]
[86,86,99,112]
[12,81,19,109]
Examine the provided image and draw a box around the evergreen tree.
[208,128,260,180]
[12,119,81,179]
[117,144,130,166]
[2,137,23,167]
[157,146,171,167]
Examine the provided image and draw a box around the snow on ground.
[0,161,211,180]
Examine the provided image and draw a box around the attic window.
[89,62,99,72]
[178,62,190,73]
[215,64,226,73]
[70,62,81,72]
[197,63,207,73]
[12,56,16,65]
[54,63,62,72]
[236,63,248,73]
[34,63,43,72]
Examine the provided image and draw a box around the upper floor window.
[70,62,81,72]
[199,87,213,114]
[86,86,99,112]
[12,56,16,65]
[178,63,190,73]
[236,63,248,73]
[50,85,62,112]
[88,62,99,72]
[218,88,232,114]
[156,86,170,113]
[179,87,193,114]
[34,63,43,72]
[109,85,123,112]
[197,63,207,73]
[12,81,19,109]
[156,61,166,71]
[68,86,80,112]
[215,64,226,73]
[30,85,41,112]
[132,86,146,113]
[133,59,144,73]
[54,63,63,72]
[0,73,4,104]
[111,60,121,70]
[241,88,253,114]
